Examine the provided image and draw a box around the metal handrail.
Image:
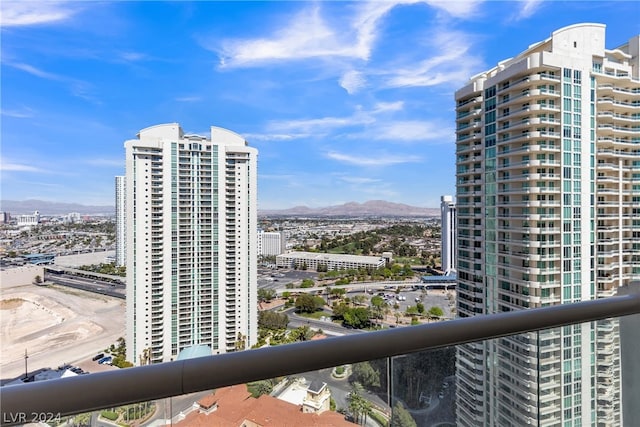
[1,293,639,424]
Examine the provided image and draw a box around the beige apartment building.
[455,24,639,426]
[125,123,258,365]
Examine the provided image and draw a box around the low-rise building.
[276,251,386,272]
[174,384,355,426]
[16,211,40,226]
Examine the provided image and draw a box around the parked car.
[98,356,112,365]
[92,353,104,361]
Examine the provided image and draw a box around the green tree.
[370,295,385,320]
[352,294,367,305]
[348,382,372,425]
[343,307,371,329]
[235,332,247,351]
[295,293,324,313]
[406,306,420,316]
[416,302,425,314]
[258,311,289,330]
[332,302,349,320]
[329,287,346,300]
[351,361,381,389]
[428,306,444,318]
[258,288,277,302]
[247,380,273,398]
[402,264,414,277]
[390,402,417,427]
[288,325,315,342]
[300,278,315,288]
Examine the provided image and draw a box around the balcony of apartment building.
[2,287,640,427]
[455,139,482,155]
[597,97,640,114]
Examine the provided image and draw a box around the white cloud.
[86,158,124,168]
[175,96,202,103]
[513,0,543,20]
[424,0,484,18]
[215,1,415,68]
[119,51,148,62]
[7,62,64,80]
[260,174,298,180]
[243,133,310,142]
[339,70,367,94]
[267,115,368,134]
[217,6,352,68]
[369,120,454,142]
[383,29,484,88]
[6,61,98,103]
[326,151,421,166]
[372,101,404,113]
[1,107,35,118]
[256,101,448,144]
[264,101,405,137]
[1,161,46,173]
[339,176,382,184]
[0,1,79,26]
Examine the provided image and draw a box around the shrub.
[101,411,118,421]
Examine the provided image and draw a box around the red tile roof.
[176,384,355,427]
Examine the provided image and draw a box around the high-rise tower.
[125,123,258,365]
[455,24,639,426]
[440,195,456,275]
[115,175,126,267]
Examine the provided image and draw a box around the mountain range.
[1,199,439,217]
[260,200,439,217]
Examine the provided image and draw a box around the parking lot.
[258,266,456,324]
[257,267,318,290]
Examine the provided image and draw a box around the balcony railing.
[1,292,640,425]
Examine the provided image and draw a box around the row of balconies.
[456,121,481,133]
[497,130,561,145]
[495,199,561,208]
[498,89,560,107]
[456,142,482,154]
[597,136,640,147]
[498,143,560,156]
[457,96,482,108]
[456,109,482,122]
[597,98,640,111]
[457,132,482,142]
[597,83,640,95]
[497,72,560,96]
[596,110,640,122]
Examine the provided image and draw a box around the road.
[287,310,363,336]
[44,274,125,299]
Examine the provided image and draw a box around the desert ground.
[0,261,125,381]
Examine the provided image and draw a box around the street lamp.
[24,349,29,380]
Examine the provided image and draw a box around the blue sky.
[1,1,638,210]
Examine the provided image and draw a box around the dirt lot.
[0,269,125,381]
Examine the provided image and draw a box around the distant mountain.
[260,200,439,217]
[0,200,114,216]
[1,199,439,218]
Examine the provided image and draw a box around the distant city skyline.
[1,1,637,209]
